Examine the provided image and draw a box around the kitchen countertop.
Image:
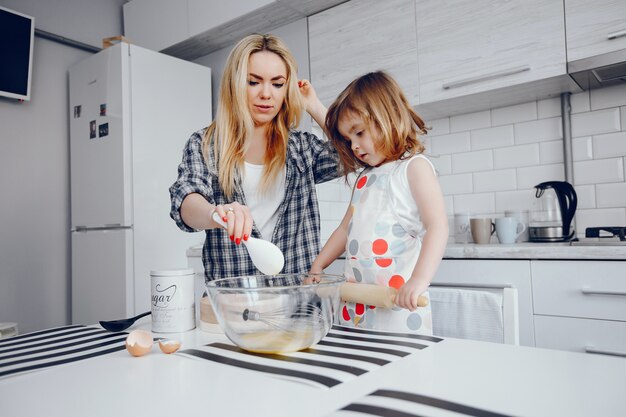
[444,242,626,260]
[1,319,624,417]
[188,243,626,261]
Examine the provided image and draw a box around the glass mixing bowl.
[205,274,345,353]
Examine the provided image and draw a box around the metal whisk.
[242,303,326,331]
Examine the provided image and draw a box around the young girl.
[170,34,338,280]
[310,71,448,334]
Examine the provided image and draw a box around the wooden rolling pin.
[340,282,429,308]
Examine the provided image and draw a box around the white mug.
[454,213,472,244]
[504,209,530,242]
[150,269,196,333]
[495,217,527,244]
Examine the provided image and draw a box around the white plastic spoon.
[212,212,284,275]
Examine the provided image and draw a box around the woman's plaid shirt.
[169,128,339,280]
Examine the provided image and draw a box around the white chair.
[429,284,519,345]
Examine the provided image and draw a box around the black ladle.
[99,311,151,332]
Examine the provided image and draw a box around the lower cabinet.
[531,260,626,357]
[534,315,626,357]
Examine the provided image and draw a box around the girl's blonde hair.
[325,71,428,175]
[202,34,303,199]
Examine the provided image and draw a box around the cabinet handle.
[607,29,626,40]
[585,346,626,358]
[442,65,531,90]
[581,288,626,297]
[432,282,512,290]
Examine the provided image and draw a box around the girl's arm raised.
[395,157,449,311]
[298,79,327,130]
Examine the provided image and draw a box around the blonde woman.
[310,71,448,334]
[170,34,338,279]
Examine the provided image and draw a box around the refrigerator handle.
[72,225,131,232]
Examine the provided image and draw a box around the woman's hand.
[395,278,430,312]
[212,202,253,245]
[298,79,327,128]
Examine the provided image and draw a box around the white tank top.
[241,162,285,241]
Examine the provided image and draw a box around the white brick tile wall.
[427,117,450,136]
[514,117,562,144]
[429,154,452,175]
[572,136,593,161]
[495,189,535,212]
[517,164,565,188]
[470,125,514,150]
[450,110,491,132]
[539,140,565,164]
[454,193,495,214]
[537,97,561,119]
[492,102,537,126]
[593,131,626,159]
[430,131,471,155]
[576,208,626,232]
[473,169,516,192]
[596,182,626,208]
[493,144,540,169]
[590,84,626,110]
[570,91,590,114]
[316,84,626,244]
[574,158,625,185]
[439,173,472,195]
[571,108,621,137]
[451,150,493,174]
[443,195,454,215]
[573,185,596,209]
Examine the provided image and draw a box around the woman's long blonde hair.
[202,34,303,199]
[325,71,428,175]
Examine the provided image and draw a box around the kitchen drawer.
[532,261,626,321]
[534,315,626,357]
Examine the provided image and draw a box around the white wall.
[0,0,127,333]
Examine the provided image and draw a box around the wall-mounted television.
[0,6,34,101]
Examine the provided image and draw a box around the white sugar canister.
[150,269,196,333]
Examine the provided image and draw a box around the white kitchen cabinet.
[124,0,346,60]
[415,0,568,107]
[531,260,626,357]
[308,0,420,107]
[433,259,535,347]
[565,0,626,64]
[534,315,626,358]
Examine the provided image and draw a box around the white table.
[1,319,624,417]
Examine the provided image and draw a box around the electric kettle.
[529,181,577,242]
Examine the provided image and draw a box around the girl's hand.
[298,79,318,110]
[212,202,253,245]
[395,278,430,312]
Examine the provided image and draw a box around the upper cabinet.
[123,0,346,60]
[415,0,567,105]
[565,0,626,64]
[308,0,419,107]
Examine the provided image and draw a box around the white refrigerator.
[69,43,211,325]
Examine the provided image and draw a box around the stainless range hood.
[568,48,626,90]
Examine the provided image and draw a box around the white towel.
[430,287,504,343]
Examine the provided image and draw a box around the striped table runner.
[178,325,443,389]
[0,325,128,379]
[328,389,514,417]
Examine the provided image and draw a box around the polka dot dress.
[339,157,433,335]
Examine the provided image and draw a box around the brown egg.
[158,339,181,354]
[125,329,153,357]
